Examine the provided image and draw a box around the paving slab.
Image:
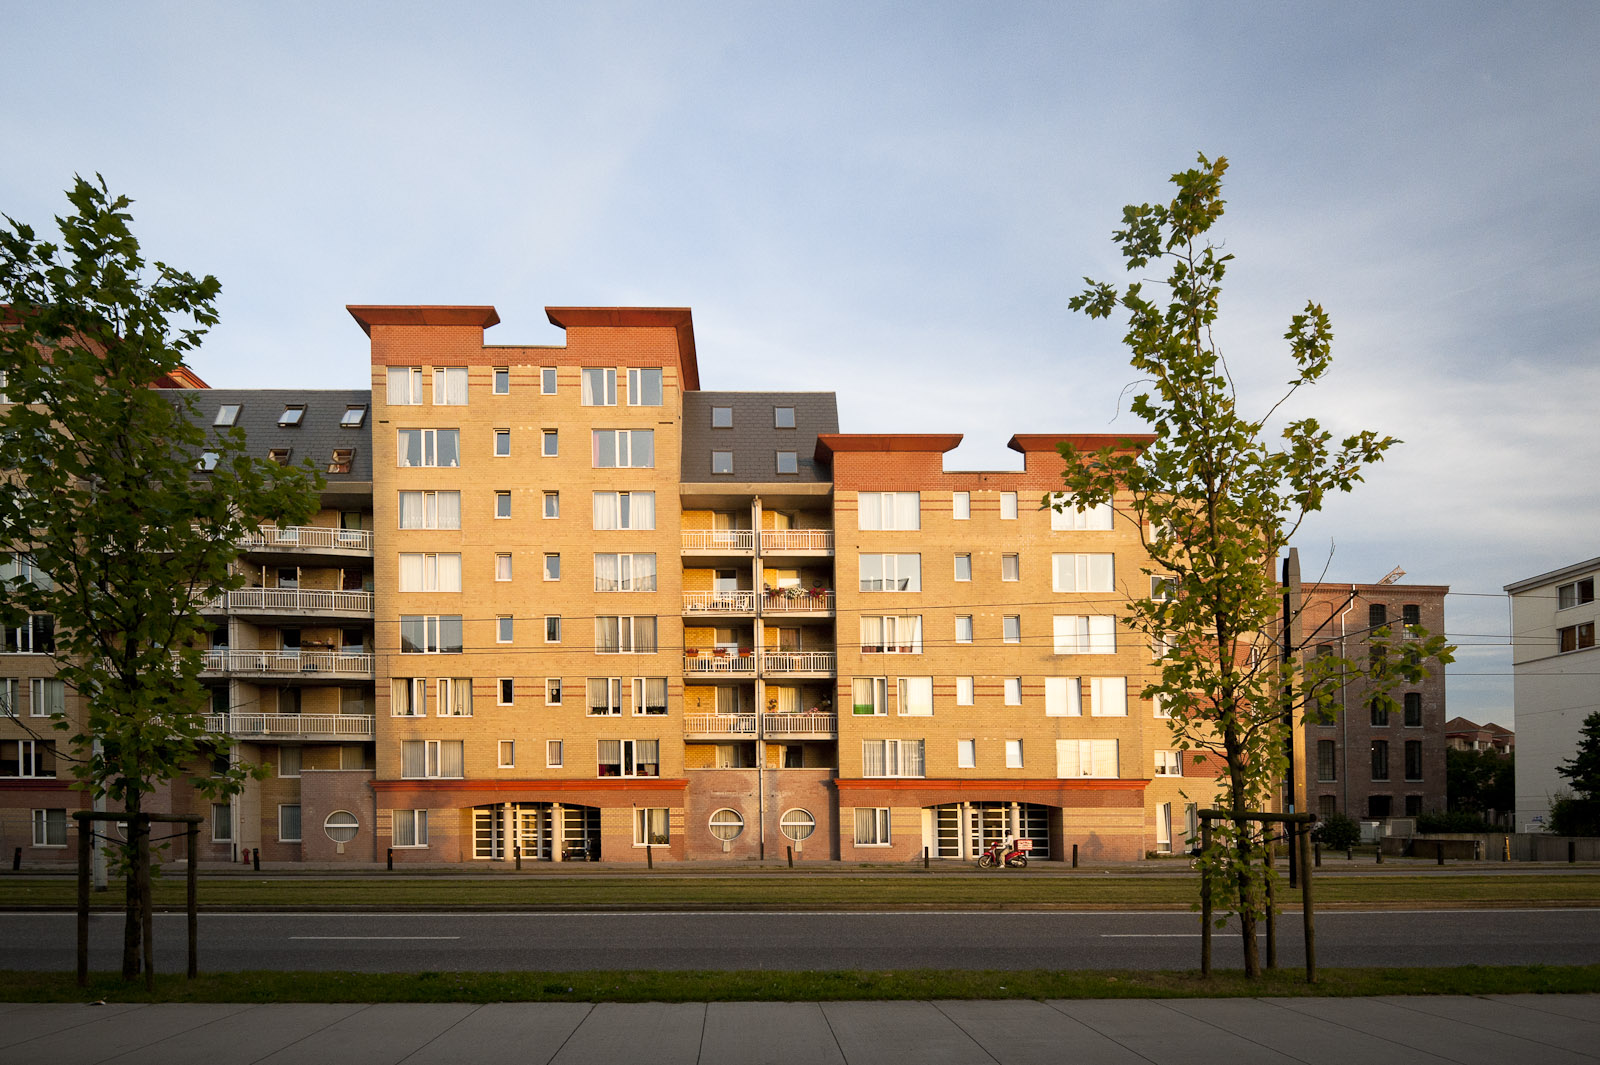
[936,999,1148,1065]
[1163,998,1459,1065]
[98,1003,370,1065]
[1050,999,1301,1065]
[821,1001,995,1065]
[1487,994,1600,1023]
[1377,993,1600,1055]
[549,1002,707,1065]
[698,1002,846,1065]
[1269,996,1600,1065]
[253,1003,478,1065]
[0,1003,252,1065]
[0,1002,147,1048]
[402,1003,593,1065]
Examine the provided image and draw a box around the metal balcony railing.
[204,713,376,739]
[760,529,833,553]
[681,530,755,552]
[683,652,757,675]
[761,712,837,737]
[761,652,836,675]
[682,591,757,614]
[199,649,376,677]
[760,590,834,613]
[683,713,758,737]
[206,588,375,615]
[240,525,373,553]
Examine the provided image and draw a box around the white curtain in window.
[627,491,655,529]
[386,367,415,405]
[1053,615,1116,654]
[853,807,887,845]
[1056,739,1119,778]
[857,493,882,530]
[860,616,883,651]
[433,367,467,405]
[401,740,426,777]
[595,617,620,653]
[955,676,974,705]
[434,492,460,529]
[1090,676,1127,716]
[903,739,925,777]
[592,493,619,530]
[774,686,798,713]
[595,554,619,591]
[630,617,657,652]
[398,492,424,529]
[898,677,933,716]
[398,553,424,591]
[1045,677,1082,717]
[1049,495,1114,531]
[630,554,657,591]
[641,677,667,713]
[894,492,920,530]
[862,740,886,777]
[1052,553,1115,592]
[437,740,464,777]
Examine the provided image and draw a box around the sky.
[5,2,1598,727]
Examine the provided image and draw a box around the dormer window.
[268,448,292,465]
[328,448,354,474]
[279,405,305,427]
[214,405,241,427]
[340,405,367,428]
[197,452,219,472]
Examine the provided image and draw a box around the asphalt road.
[4,908,1597,973]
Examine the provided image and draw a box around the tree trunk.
[121,792,144,980]
[1234,840,1260,978]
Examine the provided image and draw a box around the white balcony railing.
[200,649,376,677]
[240,525,373,553]
[204,713,376,739]
[762,651,836,675]
[683,653,758,675]
[683,713,758,736]
[208,588,375,615]
[762,712,838,737]
[682,591,757,614]
[681,530,755,552]
[760,529,834,553]
[761,590,834,613]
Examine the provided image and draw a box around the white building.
[1505,557,1599,832]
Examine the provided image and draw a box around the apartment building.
[1297,581,1449,820]
[1506,557,1597,832]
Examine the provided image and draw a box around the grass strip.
[2,965,1596,1003]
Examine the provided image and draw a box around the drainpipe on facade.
[1338,594,1358,817]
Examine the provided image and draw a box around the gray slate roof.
[161,389,374,482]
[680,391,838,483]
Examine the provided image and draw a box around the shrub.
[1416,811,1492,834]
[1311,812,1361,850]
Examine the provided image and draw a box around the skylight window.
[214,405,241,427]
[197,452,219,472]
[268,448,292,465]
[328,448,354,474]
[341,405,367,428]
[279,405,306,427]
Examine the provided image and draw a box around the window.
[493,368,510,394]
[897,676,933,716]
[1150,575,1179,602]
[858,491,920,530]
[4,615,55,655]
[397,490,461,529]
[595,616,658,653]
[545,616,562,643]
[387,367,424,405]
[598,738,660,777]
[1402,603,1422,629]
[587,678,623,716]
[488,677,511,708]
[391,678,426,717]
[535,492,557,522]
[594,553,658,592]
[0,678,16,717]
[1370,698,1389,727]
[774,406,795,428]
[1004,678,1022,705]
[278,405,305,427]
[851,677,888,716]
[1405,740,1423,780]
[401,739,465,778]
[399,615,464,654]
[634,807,669,845]
[1153,692,1171,719]
[709,808,744,842]
[860,615,922,654]
[29,678,64,717]
[544,554,561,581]
[197,451,219,472]
[1054,615,1116,654]
[214,404,241,426]
[1003,616,1021,644]
[433,367,468,405]
[212,802,233,842]
[498,740,516,768]
[581,367,617,406]
[592,429,655,468]
[1317,740,1337,781]
[956,677,975,705]
[776,451,798,475]
[953,554,972,582]
[341,405,367,428]
[627,367,663,406]
[1368,603,1387,629]
[1,739,55,777]
[323,811,358,846]
[279,804,302,843]
[396,429,461,468]
[1000,492,1018,520]
[1056,739,1119,778]
[781,809,816,841]
[862,739,924,778]
[434,677,473,717]
[1558,578,1596,609]
[393,810,428,847]
[495,553,512,582]
[1001,554,1019,581]
[494,429,510,457]
[546,740,564,767]
[1367,795,1392,818]
[1053,553,1115,592]
[1371,740,1390,781]
[952,491,971,520]
[957,739,976,769]
[854,807,891,845]
[1049,495,1113,530]
[860,554,921,592]
[32,808,67,847]
[1404,692,1423,727]
[1559,622,1595,653]
[711,451,734,475]
[1090,676,1127,716]
[711,406,733,428]
[497,616,514,644]
[542,430,558,457]
[1154,751,1182,776]
[545,678,563,705]
[541,367,557,394]
[494,491,512,519]
[328,448,355,474]
[589,491,656,532]
[398,553,462,592]
[955,616,973,644]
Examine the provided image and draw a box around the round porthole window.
[780,808,816,842]
[323,810,359,844]
[709,808,744,841]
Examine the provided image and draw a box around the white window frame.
[634,807,669,845]
[1049,494,1114,531]
[546,739,564,767]
[494,429,511,456]
[498,740,516,769]
[545,616,562,643]
[1045,677,1082,717]
[1056,738,1120,779]
[278,803,302,843]
[495,553,512,582]
[544,553,561,581]
[398,552,463,592]
[594,552,658,592]
[1004,677,1022,705]
[953,553,972,582]
[1054,615,1117,654]
[397,490,461,530]
[396,428,461,468]
[592,429,655,468]
[632,676,668,716]
[859,553,921,592]
[498,678,514,706]
[497,616,514,644]
[857,491,920,531]
[861,738,925,778]
[436,677,474,717]
[495,491,512,519]
[598,738,660,778]
[592,490,656,530]
[540,367,557,395]
[627,367,663,406]
[545,678,563,706]
[896,676,933,717]
[493,367,510,395]
[581,367,618,406]
[391,677,427,717]
[860,615,922,654]
[29,677,64,717]
[851,677,888,716]
[1154,751,1183,777]
[1000,492,1018,519]
[1,677,17,717]
[32,807,67,848]
[544,491,560,519]
[392,809,429,847]
[542,429,558,457]
[1003,615,1021,644]
[1006,739,1024,768]
[432,367,468,405]
[1089,676,1128,717]
[594,616,658,654]
[952,491,970,520]
[1053,553,1115,593]
[399,615,464,654]
[587,677,624,717]
[956,676,974,705]
[387,366,424,405]
[957,739,976,769]
[1001,553,1020,581]
[853,807,892,846]
[402,739,465,779]
[955,616,973,644]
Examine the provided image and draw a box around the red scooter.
[977,838,1030,868]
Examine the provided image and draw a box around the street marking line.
[289,936,461,940]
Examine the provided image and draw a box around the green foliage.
[1311,811,1362,850]
[1446,747,1514,817]
[1055,153,1453,976]
[1416,811,1493,834]
[1547,796,1600,837]
[1556,711,1600,801]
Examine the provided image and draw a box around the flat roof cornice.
[346,306,501,336]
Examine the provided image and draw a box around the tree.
[1054,153,1452,977]
[1550,711,1600,836]
[0,176,321,980]
[1447,746,1513,821]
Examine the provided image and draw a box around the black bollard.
[387,847,393,871]
[1436,842,1445,866]
[252,847,260,872]
[12,846,19,871]
[1072,843,1079,868]
[515,844,522,871]
[1346,847,1353,861]
[787,845,793,868]
[1313,841,1321,867]
[1570,841,1577,864]
[924,847,929,869]
[646,842,653,869]
[1376,847,1383,864]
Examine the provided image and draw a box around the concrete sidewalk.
[2,995,1596,1064]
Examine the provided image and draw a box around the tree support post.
[186,822,198,979]
[1200,819,1213,978]
[76,816,91,987]
[1297,818,1317,983]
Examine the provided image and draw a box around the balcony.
[760,589,834,615]
[762,712,837,739]
[681,530,755,555]
[204,713,376,741]
[203,588,375,621]
[759,529,833,555]
[762,651,836,677]
[683,651,758,676]
[200,649,376,681]
[682,591,756,616]
[683,713,758,738]
[239,524,374,560]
